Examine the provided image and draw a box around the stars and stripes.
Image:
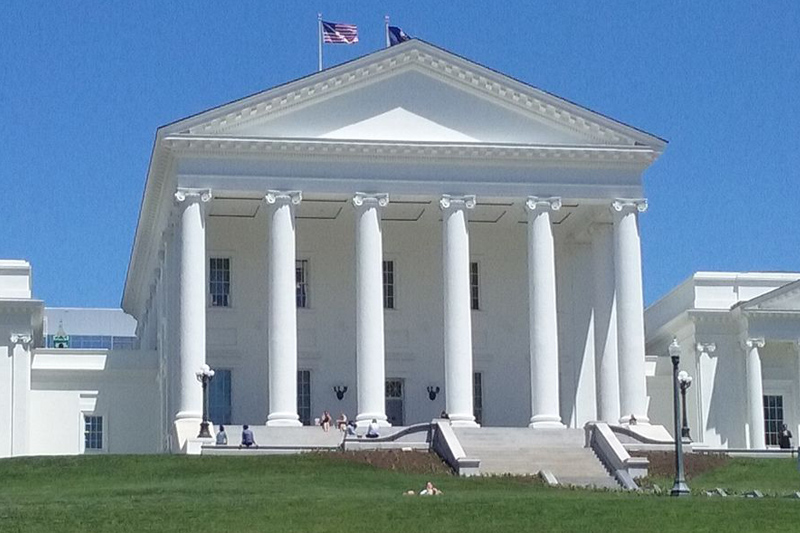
[322,21,359,44]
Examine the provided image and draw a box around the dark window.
[383,260,395,309]
[298,370,311,425]
[470,262,480,310]
[209,258,231,307]
[763,395,784,447]
[84,415,103,450]
[473,372,483,425]
[296,260,309,308]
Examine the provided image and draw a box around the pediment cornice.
[163,135,659,166]
[172,41,665,150]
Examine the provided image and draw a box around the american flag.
[322,20,358,44]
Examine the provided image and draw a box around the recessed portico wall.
[192,195,607,428]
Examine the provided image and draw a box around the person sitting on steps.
[366,418,380,439]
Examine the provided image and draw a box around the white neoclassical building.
[2,40,670,456]
[646,272,800,450]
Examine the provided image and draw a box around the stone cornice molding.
[9,334,32,348]
[525,196,562,213]
[744,337,766,350]
[611,198,648,214]
[439,194,476,210]
[174,188,212,204]
[352,192,389,208]
[696,342,717,354]
[162,136,659,166]
[265,190,302,205]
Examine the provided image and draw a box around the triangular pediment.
[742,280,800,311]
[165,40,665,149]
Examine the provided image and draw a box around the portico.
[121,40,665,452]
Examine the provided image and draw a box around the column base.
[356,414,390,427]
[529,415,564,429]
[173,417,203,453]
[267,413,302,427]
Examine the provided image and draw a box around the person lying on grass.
[404,482,443,496]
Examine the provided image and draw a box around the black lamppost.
[196,364,215,438]
[669,339,690,497]
[678,370,693,441]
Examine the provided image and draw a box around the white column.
[265,190,302,426]
[590,223,620,424]
[695,342,716,445]
[440,194,478,427]
[612,199,649,424]
[526,197,564,428]
[745,338,766,449]
[174,188,212,422]
[353,193,390,426]
[9,334,32,456]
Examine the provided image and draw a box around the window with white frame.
[84,415,103,451]
[209,257,231,307]
[470,262,480,310]
[296,260,309,308]
[383,260,395,309]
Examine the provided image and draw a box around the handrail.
[585,422,647,490]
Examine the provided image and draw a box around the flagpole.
[384,15,390,48]
[318,13,323,72]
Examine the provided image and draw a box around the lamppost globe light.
[678,370,690,383]
[669,338,681,360]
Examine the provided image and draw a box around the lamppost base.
[670,481,691,497]
[198,421,212,439]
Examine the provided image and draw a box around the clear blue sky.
[2,1,798,309]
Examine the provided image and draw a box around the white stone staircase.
[453,427,619,489]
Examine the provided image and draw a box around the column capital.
[353,192,389,208]
[174,188,212,204]
[9,334,32,348]
[525,196,562,212]
[696,342,717,354]
[439,194,476,210]
[611,198,648,214]
[265,190,302,205]
[745,337,765,349]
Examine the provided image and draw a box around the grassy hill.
[0,452,798,532]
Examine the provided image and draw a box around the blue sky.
[2,1,798,309]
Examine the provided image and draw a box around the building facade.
[122,40,664,452]
[3,40,668,456]
[646,272,800,449]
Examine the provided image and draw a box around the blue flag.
[388,26,411,46]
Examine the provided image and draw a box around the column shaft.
[266,191,302,426]
[441,195,478,427]
[10,335,32,456]
[612,199,649,424]
[354,193,389,425]
[746,339,766,449]
[591,223,620,423]
[526,197,564,428]
[175,189,211,421]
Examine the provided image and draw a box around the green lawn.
[0,453,799,532]
[646,455,800,496]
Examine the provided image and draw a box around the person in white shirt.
[366,419,380,438]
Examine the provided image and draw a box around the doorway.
[385,379,404,426]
